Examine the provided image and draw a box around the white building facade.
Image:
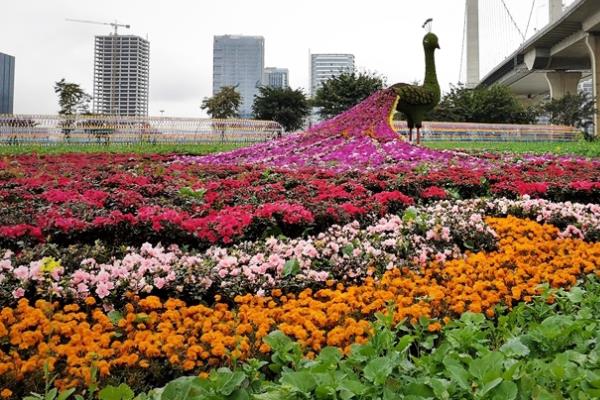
[310,53,355,96]
[93,35,150,116]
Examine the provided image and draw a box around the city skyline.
[1,0,576,117]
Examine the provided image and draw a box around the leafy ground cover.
[1,89,599,399]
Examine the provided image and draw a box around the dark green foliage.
[312,72,386,119]
[428,85,538,124]
[542,92,596,129]
[393,32,441,133]
[252,86,310,132]
[53,79,92,116]
[201,86,242,119]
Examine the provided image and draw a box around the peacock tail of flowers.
[305,88,400,142]
[186,89,488,171]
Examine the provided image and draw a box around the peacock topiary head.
[423,33,440,51]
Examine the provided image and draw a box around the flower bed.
[1,89,600,398]
[1,216,600,393]
[0,154,599,251]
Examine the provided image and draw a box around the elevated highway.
[478,0,600,136]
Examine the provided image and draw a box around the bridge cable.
[523,0,536,43]
[500,0,526,41]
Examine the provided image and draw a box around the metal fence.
[0,115,580,145]
[392,121,580,142]
[0,115,284,145]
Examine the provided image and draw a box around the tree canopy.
[54,79,91,115]
[427,85,538,124]
[201,86,242,119]
[542,92,595,129]
[252,86,310,132]
[312,72,386,119]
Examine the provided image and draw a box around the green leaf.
[98,385,134,400]
[45,389,58,400]
[479,377,503,396]
[442,358,471,391]
[395,335,414,353]
[160,377,204,400]
[404,382,434,397]
[566,286,585,303]
[402,207,418,223]
[107,311,123,325]
[213,371,246,395]
[490,381,518,400]
[500,337,530,358]
[228,389,250,400]
[363,356,395,384]
[469,352,504,383]
[280,371,317,393]
[283,259,300,277]
[337,379,367,396]
[315,347,342,366]
[57,389,76,400]
[342,243,354,257]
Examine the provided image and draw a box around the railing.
[392,121,580,142]
[0,115,580,145]
[0,115,284,145]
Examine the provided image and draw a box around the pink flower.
[12,287,25,299]
[13,265,29,280]
[96,282,111,299]
[153,276,166,289]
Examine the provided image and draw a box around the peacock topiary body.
[392,31,441,144]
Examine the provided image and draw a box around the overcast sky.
[1,0,576,117]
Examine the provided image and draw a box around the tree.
[312,71,386,119]
[53,79,92,115]
[252,86,310,132]
[427,84,538,124]
[542,92,595,129]
[201,86,242,119]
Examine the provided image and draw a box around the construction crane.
[66,18,130,36]
[66,18,131,116]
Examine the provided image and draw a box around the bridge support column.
[466,0,479,89]
[586,33,600,138]
[549,0,563,23]
[545,71,581,99]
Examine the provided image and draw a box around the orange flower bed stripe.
[1,216,599,390]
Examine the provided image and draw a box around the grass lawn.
[0,142,244,156]
[1,140,600,157]
[425,140,600,157]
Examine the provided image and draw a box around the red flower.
[421,186,448,200]
[515,182,549,196]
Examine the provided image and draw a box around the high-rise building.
[310,53,355,96]
[263,67,289,89]
[0,52,15,114]
[213,35,264,118]
[93,35,149,116]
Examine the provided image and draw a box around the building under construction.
[93,34,149,116]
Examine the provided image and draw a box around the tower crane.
[66,18,131,115]
[66,19,130,36]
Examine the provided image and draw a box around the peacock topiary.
[392,19,441,144]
